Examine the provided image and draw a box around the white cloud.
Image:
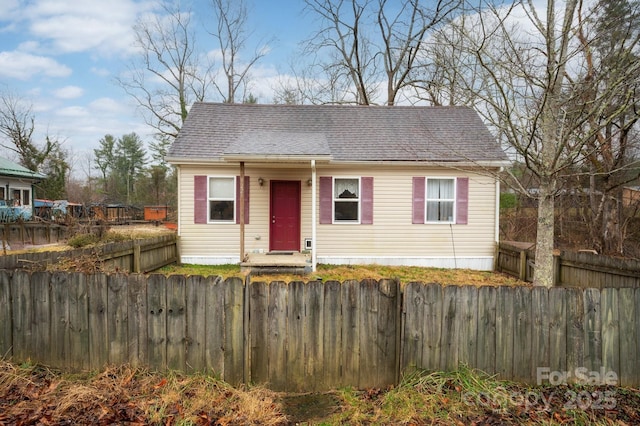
[0,0,20,23]
[56,106,89,118]
[0,51,71,80]
[88,97,128,114]
[20,0,156,56]
[91,67,111,78]
[53,86,84,99]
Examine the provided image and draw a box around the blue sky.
[0,0,313,175]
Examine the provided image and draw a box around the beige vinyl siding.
[314,166,497,260]
[178,164,315,262]
[177,163,499,267]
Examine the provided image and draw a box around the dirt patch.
[280,392,341,424]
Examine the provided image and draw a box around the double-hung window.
[334,178,359,222]
[209,176,235,222]
[426,178,455,223]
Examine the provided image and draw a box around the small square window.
[426,178,455,223]
[208,177,235,222]
[334,178,359,222]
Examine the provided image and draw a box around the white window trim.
[425,177,456,224]
[9,186,30,206]
[333,176,361,224]
[208,175,236,224]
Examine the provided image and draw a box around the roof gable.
[168,103,508,164]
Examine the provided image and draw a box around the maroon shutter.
[319,176,332,224]
[361,177,373,224]
[194,175,207,224]
[235,176,250,224]
[456,177,469,225]
[412,177,425,224]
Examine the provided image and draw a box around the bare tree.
[208,0,271,103]
[444,0,640,286]
[300,0,461,105]
[0,92,69,199]
[573,0,640,255]
[117,0,212,140]
[0,92,46,170]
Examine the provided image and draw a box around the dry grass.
[160,263,526,286]
[2,361,638,425]
[0,361,287,425]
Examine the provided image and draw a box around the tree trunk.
[534,186,556,287]
[602,188,623,254]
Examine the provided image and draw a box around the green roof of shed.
[0,157,46,180]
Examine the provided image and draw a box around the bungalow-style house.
[0,157,46,221]
[166,103,509,272]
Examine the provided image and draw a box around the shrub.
[67,233,99,248]
[500,192,518,209]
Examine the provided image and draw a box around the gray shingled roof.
[167,103,508,163]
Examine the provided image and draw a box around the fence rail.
[1,271,638,391]
[495,242,640,288]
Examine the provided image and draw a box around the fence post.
[133,242,141,273]
[519,249,527,281]
[553,254,561,286]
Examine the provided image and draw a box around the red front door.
[270,180,301,251]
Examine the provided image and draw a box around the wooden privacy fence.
[1,223,67,248]
[495,242,640,288]
[0,234,178,273]
[1,271,639,391]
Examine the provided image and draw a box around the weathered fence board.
[359,279,378,389]
[421,284,442,372]
[287,280,305,391]
[250,280,269,384]
[439,285,459,372]
[147,273,167,369]
[205,275,225,376]
[566,288,585,380]
[476,285,496,375]
[618,288,639,386]
[583,288,602,373]
[601,288,619,378]
[67,273,89,370]
[0,271,12,358]
[306,280,325,391]
[512,286,532,382]
[11,271,32,362]
[50,272,69,368]
[548,287,567,374]
[32,272,50,365]
[128,274,147,368]
[495,285,514,379]
[267,281,287,390]
[341,280,360,387]
[185,275,207,372]
[3,272,640,391]
[224,277,244,386]
[88,273,108,369]
[323,280,342,389]
[166,275,186,370]
[107,274,129,365]
[531,287,549,378]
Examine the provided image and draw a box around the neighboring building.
[623,186,640,207]
[0,157,46,221]
[167,103,509,271]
